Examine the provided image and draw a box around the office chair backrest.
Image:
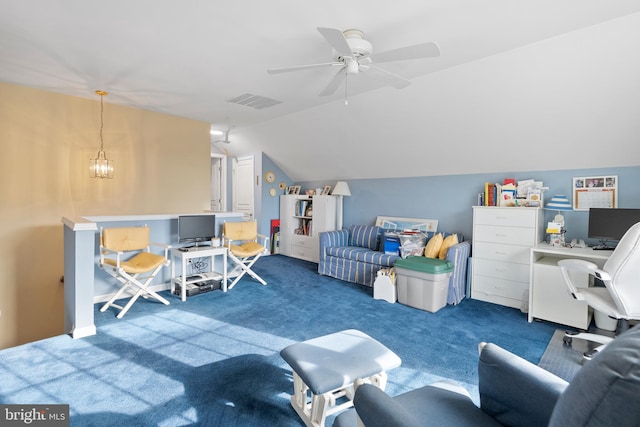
[223,221,257,241]
[602,222,640,318]
[102,227,151,252]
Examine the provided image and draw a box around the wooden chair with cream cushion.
[99,226,171,318]
[223,221,269,289]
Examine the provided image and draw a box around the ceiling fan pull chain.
[344,73,349,106]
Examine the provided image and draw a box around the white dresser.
[471,206,544,309]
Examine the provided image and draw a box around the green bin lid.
[394,256,453,274]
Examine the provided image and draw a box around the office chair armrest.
[557,259,611,300]
[478,342,568,427]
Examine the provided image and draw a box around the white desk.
[170,246,227,301]
[529,243,611,329]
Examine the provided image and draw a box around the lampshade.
[90,90,114,179]
[545,195,572,211]
[332,181,351,197]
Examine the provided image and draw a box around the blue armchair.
[334,324,640,427]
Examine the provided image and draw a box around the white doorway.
[232,156,255,220]
[211,154,226,211]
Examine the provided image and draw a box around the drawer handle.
[495,251,507,255]
[495,268,508,272]
[495,233,507,237]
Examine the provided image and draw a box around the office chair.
[333,325,640,427]
[222,221,269,289]
[99,226,171,318]
[558,221,640,359]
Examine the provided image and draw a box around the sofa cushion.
[424,233,443,258]
[439,233,459,259]
[326,246,398,267]
[349,225,381,251]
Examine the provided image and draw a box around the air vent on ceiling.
[228,92,282,110]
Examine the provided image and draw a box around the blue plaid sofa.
[318,225,471,305]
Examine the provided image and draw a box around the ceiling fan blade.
[267,62,341,74]
[317,27,353,57]
[368,64,412,89]
[319,67,346,96]
[371,42,440,63]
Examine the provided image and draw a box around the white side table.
[170,246,227,301]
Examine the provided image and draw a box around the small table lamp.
[331,181,351,231]
[545,195,573,246]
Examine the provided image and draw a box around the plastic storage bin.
[394,257,453,313]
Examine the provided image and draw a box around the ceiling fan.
[212,121,234,144]
[267,27,440,102]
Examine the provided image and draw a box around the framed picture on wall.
[572,175,618,210]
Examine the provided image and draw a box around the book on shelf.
[484,182,501,206]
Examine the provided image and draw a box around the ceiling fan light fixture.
[210,129,224,136]
[346,59,359,74]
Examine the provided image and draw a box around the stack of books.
[479,178,545,207]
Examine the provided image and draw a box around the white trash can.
[594,310,617,332]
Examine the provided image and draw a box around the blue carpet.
[0,255,557,426]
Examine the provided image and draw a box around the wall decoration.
[375,216,439,233]
[572,175,618,210]
[264,171,275,183]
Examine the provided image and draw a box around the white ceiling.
[2,1,640,181]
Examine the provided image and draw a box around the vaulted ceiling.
[2,1,640,180]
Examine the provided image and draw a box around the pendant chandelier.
[89,90,113,179]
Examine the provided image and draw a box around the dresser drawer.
[473,241,531,264]
[474,208,538,228]
[291,244,318,262]
[291,235,317,247]
[472,275,528,306]
[474,224,536,246]
[473,258,530,283]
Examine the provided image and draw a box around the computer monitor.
[178,214,216,246]
[588,208,640,249]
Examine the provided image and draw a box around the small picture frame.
[288,185,301,195]
[321,185,332,195]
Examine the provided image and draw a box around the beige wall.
[0,82,211,349]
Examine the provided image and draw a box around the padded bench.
[280,329,401,427]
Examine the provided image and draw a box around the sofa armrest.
[478,342,568,427]
[319,229,350,253]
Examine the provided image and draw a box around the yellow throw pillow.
[439,234,459,259]
[424,233,443,258]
